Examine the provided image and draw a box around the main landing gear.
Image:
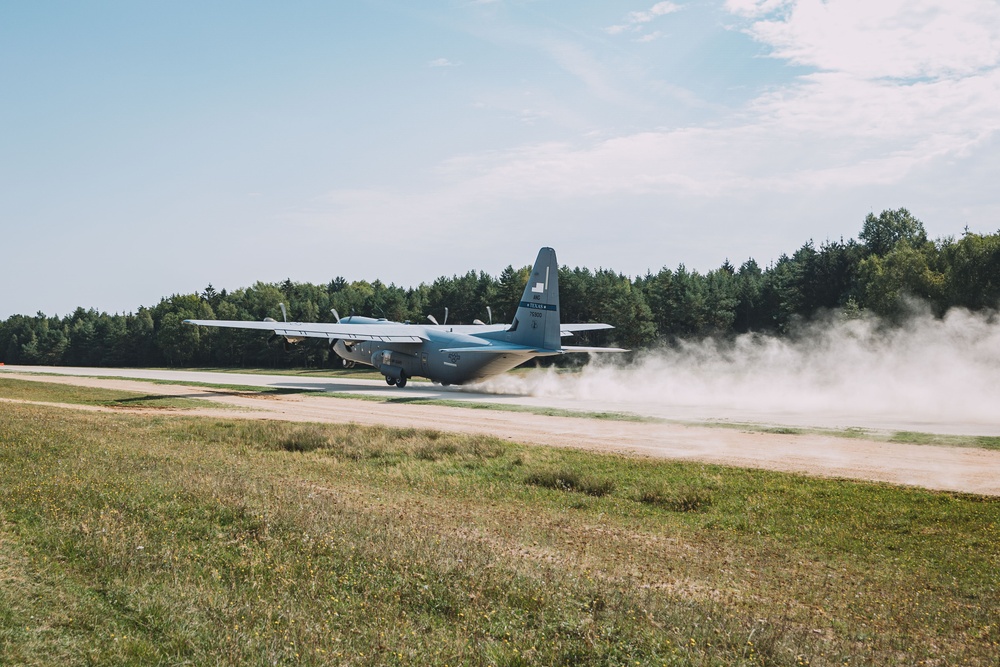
[385,373,408,388]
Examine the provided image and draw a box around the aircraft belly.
[433,351,532,384]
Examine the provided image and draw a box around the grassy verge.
[701,420,1000,451]
[0,377,218,410]
[889,431,1000,450]
[1,396,998,665]
[159,366,405,381]
[326,392,657,422]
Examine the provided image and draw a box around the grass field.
[1,386,998,665]
[0,377,218,410]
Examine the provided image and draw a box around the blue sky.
[2,0,999,318]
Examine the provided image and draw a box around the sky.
[2,0,999,319]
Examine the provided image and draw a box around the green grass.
[327,392,657,422]
[702,420,1000,451]
[0,390,998,665]
[168,366,408,381]
[889,431,1000,450]
[0,377,218,410]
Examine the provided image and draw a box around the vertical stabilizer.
[507,247,561,350]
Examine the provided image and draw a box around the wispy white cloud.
[607,1,682,37]
[305,1,1000,270]
[728,0,1000,79]
[428,57,461,67]
[542,39,639,106]
[631,1,683,22]
[438,1,1000,199]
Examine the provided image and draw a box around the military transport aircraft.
[184,247,625,387]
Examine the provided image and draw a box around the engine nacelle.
[371,350,418,380]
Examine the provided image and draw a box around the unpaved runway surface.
[4,367,1000,496]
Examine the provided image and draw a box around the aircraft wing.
[183,319,428,343]
[430,324,507,334]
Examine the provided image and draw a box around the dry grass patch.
[0,393,998,665]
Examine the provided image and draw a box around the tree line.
[2,209,998,369]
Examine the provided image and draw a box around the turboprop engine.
[371,349,419,387]
[264,303,305,351]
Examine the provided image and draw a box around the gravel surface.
[4,367,1000,496]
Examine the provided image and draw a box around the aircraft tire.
[385,376,395,386]
[397,375,407,388]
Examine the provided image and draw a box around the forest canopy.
[3,209,999,369]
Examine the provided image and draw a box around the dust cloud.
[475,307,1000,430]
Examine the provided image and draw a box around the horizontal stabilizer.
[559,345,629,353]
[560,323,614,333]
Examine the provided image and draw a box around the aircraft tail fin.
[506,247,561,351]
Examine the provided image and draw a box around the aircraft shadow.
[267,381,525,399]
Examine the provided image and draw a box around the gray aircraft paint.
[185,247,624,387]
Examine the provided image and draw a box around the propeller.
[331,308,341,323]
[427,307,449,326]
[473,307,494,326]
[267,303,302,350]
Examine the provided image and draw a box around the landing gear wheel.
[385,376,396,386]
[397,375,407,388]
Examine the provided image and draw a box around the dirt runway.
[3,369,1000,496]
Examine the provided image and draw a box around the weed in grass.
[523,469,616,497]
[415,441,460,461]
[635,482,713,512]
[277,426,329,452]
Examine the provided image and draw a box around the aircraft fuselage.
[332,324,535,385]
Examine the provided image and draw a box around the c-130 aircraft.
[184,248,625,387]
